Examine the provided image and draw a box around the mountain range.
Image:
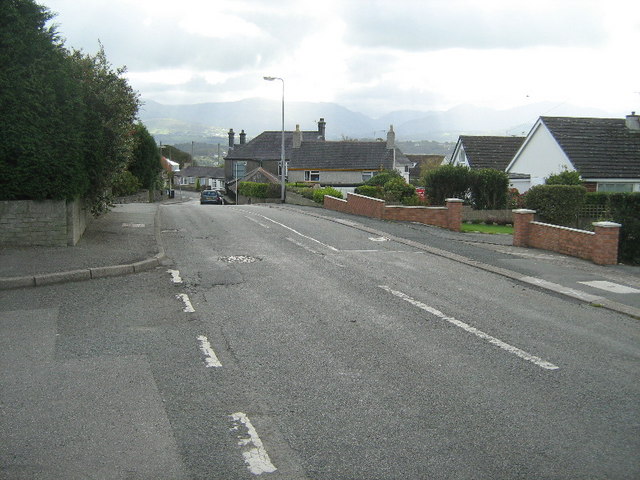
[139,98,613,145]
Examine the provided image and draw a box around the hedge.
[237,181,280,198]
[524,185,587,226]
[600,193,640,265]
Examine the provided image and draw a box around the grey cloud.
[340,1,608,51]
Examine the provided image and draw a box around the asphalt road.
[2,198,638,479]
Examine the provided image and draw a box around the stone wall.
[324,193,463,232]
[0,198,91,247]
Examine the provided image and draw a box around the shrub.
[508,188,525,209]
[313,186,343,203]
[365,170,401,187]
[383,177,416,203]
[470,169,509,210]
[238,181,279,198]
[354,185,383,198]
[546,169,582,185]
[524,184,587,226]
[423,164,471,205]
[112,170,141,196]
[607,193,640,264]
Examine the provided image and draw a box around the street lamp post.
[263,76,285,203]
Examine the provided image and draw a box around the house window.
[362,171,375,182]
[305,170,320,182]
[597,183,635,193]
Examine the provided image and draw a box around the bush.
[508,188,525,209]
[111,170,141,196]
[546,169,582,185]
[313,187,343,203]
[383,177,416,203]
[365,170,402,187]
[423,164,471,205]
[607,193,640,264]
[524,184,587,226]
[354,185,383,198]
[238,181,279,198]
[470,169,509,210]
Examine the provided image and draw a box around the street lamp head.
[263,76,276,81]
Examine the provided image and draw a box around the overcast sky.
[43,0,639,118]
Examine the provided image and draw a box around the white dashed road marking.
[196,335,222,367]
[176,293,195,313]
[578,280,640,294]
[379,285,559,370]
[251,213,339,252]
[167,269,183,284]
[230,412,277,475]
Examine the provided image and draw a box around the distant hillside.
[139,98,613,147]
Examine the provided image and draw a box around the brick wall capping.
[445,198,464,203]
[325,195,346,202]
[531,221,595,235]
[512,209,536,214]
[593,221,622,228]
[385,205,447,210]
[349,192,386,203]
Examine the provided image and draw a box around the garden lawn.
[461,223,514,235]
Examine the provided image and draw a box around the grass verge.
[461,223,514,235]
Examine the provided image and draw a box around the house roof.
[177,165,225,178]
[538,116,640,179]
[288,141,410,170]
[456,136,525,170]
[225,130,321,161]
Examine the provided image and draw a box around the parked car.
[200,190,224,205]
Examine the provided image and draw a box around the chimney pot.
[228,128,235,148]
[386,124,395,149]
[239,129,246,145]
[293,124,302,148]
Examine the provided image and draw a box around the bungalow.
[175,165,225,190]
[506,113,640,192]
[450,135,525,170]
[287,125,412,190]
[224,119,327,182]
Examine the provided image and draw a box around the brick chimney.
[318,118,326,140]
[239,129,246,145]
[228,128,235,148]
[626,112,640,132]
[386,125,395,149]
[293,124,302,148]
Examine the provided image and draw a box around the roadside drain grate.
[219,255,261,264]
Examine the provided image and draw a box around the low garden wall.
[0,198,91,247]
[324,193,463,232]
[513,209,620,265]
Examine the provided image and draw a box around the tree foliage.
[129,123,161,189]
[0,0,140,211]
[524,184,587,226]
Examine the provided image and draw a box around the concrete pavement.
[1,199,638,319]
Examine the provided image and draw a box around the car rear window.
[202,191,218,197]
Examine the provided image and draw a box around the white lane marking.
[244,215,271,228]
[369,236,389,242]
[122,223,145,228]
[286,237,320,255]
[230,412,277,475]
[251,213,339,252]
[196,335,222,367]
[167,269,183,284]
[519,276,603,303]
[176,293,195,313]
[578,280,640,294]
[379,285,559,370]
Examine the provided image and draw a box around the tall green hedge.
[596,193,640,265]
[524,185,587,226]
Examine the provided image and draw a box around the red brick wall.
[512,209,621,265]
[323,193,462,231]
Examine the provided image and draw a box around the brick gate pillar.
[512,209,536,247]
[592,221,621,265]
[445,198,464,232]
